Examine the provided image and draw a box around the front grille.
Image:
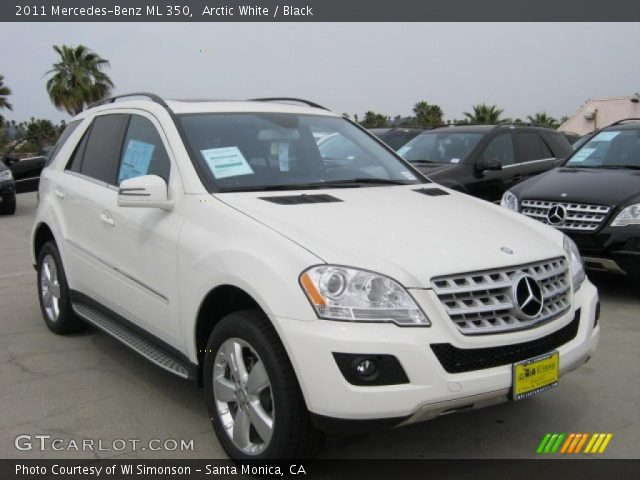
[431,309,580,373]
[432,258,570,335]
[521,199,611,232]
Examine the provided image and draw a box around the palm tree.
[463,103,504,124]
[526,112,559,129]
[0,75,13,126]
[413,101,444,127]
[45,45,114,116]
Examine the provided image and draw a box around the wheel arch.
[33,222,56,264]
[194,284,267,385]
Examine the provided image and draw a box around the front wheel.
[204,310,323,459]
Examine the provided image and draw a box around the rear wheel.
[204,310,323,459]
[37,241,85,334]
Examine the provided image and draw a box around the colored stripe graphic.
[541,433,614,454]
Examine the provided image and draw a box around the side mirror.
[118,175,174,211]
[477,158,503,172]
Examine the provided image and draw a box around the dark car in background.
[502,119,640,279]
[0,160,16,215]
[1,147,50,194]
[398,124,573,202]
[369,127,424,150]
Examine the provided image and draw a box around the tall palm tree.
[0,75,13,126]
[463,103,504,124]
[45,45,114,116]
[526,112,559,129]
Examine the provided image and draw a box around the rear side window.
[544,132,573,158]
[45,120,81,167]
[67,114,128,184]
[515,132,547,162]
[117,115,171,184]
[482,133,515,165]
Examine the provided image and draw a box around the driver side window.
[482,134,515,166]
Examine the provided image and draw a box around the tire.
[0,196,16,215]
[36,241,86,334]
[204,310,323,460]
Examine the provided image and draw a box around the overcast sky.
[1,22,639,123]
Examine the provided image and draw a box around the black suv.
[0,160,16,215]
[398,124,573,202]
[502,119,640,279]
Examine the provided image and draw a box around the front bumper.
[274,280,599,429]
[568,227,640,277]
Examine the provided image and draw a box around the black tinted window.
[482,133,514,165]
[516,132,546,162]
[117,115,171,184]
[538,136,553,158]
[46,120,81,167]
[78,114,128,183]
[66,127,90,173]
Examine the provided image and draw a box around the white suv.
[32,94,600,459]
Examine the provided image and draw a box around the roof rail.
[249,97,330,111]
[608,118,640,127]
[90,92,169,109]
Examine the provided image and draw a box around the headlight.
[611,204,640,227]
[500,190,519,211]
[0,170,13,182]
[563,235,586,291]
[300,266,430,326]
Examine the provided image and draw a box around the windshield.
[565,130,640,169]
[179,113,424,192]
[397,132,484,164]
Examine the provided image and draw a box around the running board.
[72,302,190,379]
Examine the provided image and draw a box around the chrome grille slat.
[432,257,571,335]
[521,199,611,232]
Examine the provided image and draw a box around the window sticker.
[201,147,254,179]
[400,171,416,180]
[278,143,290,172]
[593,131,620,141]
[570,147,596,163]
[397,145,412,157]
[118,140,155,183]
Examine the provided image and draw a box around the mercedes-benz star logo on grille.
[547,205,566,225]
[512,274,544,319]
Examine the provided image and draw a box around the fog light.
[355,358,378,378]
[332,353,409,386]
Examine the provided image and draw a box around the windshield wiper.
[409,160,439,165]
[217,178,414,193]
[307,178,414,187]
[597,165,640,170]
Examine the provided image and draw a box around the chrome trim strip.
[65,238,169,303]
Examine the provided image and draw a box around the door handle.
[100,212,115,227]
[54,187,65,199]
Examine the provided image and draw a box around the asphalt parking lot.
[1,192,639,459]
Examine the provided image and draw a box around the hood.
[214,185,565,288]
[517,167,640,206]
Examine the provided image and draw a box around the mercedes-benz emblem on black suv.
[512,274,544,318]
[547,205,566,226]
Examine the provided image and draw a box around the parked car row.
[32,94,600,460]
